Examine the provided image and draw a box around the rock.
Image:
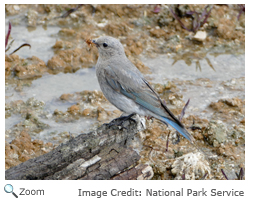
[221,98,243,108]
[13,5,20,11]
[26,97,45,108]
[154,83,164,93]
[193,31,207,42]
[5,131,54,170]
[128,57,151,74]
[97,106,108,122]
[82,108,91,116]
[60,93,74,101]
[12,56,48,80]
[203,120,228,147]
[59,28,76,37]
[47,47,98,73]
[96,19,108,28]
[230,124,245,140]
[150,28,167,38]
[67,105,80,115]
[164,81,177,90]
[103,22,132,37]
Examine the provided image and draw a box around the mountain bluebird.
[92,36,195,143]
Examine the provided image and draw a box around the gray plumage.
[92,36,194,143]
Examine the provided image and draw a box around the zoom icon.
[4,184,18,198]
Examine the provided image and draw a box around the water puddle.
[5,67,102,143]
[143,52,244,82]
[142,53,245,117]
[5,114,23,130]
[5,22,61,62]
[33,117,98,144]
[6,68,100,112]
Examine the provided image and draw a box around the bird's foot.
[106,113,136,129]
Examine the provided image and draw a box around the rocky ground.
[5,4,245,180]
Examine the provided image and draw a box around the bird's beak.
[92,39,99,47]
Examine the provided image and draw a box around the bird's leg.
[173,98,190,144]
[174,132,181,144]
[189,118,201,130]
[106,113,136,128]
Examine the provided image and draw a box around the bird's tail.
[161,116,195,143]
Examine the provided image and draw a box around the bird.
[91,36,195,144]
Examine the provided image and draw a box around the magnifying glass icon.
[4,184,18,198]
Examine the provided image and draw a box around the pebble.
[193,31,207,42]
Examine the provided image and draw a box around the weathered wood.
[111,163,154,180]
[5,117,152,180]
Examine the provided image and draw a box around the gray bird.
[92,36,194,143]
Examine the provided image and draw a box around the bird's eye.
[103,43,108,48]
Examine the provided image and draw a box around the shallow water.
[5,67,101,143]
[143,53,245,82]
[5,22,61,62]
[6,68,100,112]
[143,53,245,117]
[35,117,98,143]
[5,114,23,130]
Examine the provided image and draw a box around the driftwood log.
[5,117,154,180]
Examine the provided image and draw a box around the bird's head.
[92,36,125,59]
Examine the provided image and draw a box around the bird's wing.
[104,62,183,125]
